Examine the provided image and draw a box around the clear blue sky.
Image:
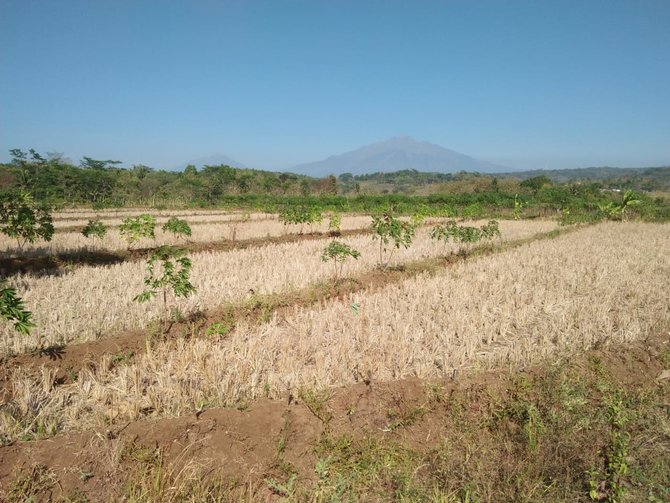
[1,0,669,171]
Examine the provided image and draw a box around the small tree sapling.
[321,240,361,281]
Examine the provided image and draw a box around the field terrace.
[1,214,381,257]
[0,220,557,354]
[1,222,668,442]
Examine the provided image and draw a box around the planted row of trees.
[321,211,503,282]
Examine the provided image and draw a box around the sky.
[1,0,669,172]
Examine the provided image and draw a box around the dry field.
[51,208,241,220]
[0,220,556,354]
[1,222,668,443]
[51,212,275,229]
[1,214,377,256]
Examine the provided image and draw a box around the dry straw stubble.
[0,220,555,355]
[3,222,667,440]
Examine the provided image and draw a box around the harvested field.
[0,220,556,354]
[1,222,667,442]
[51,211,275,229]
[51,208,242,220]
[1,214,375,256]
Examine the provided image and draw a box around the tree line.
[0,149,338,207]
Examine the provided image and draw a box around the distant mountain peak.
[293,137,507,176]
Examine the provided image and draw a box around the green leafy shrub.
[134,245,196,315]
[161,217,192,241]
[328,212,342,235]
[119,214,156,248]
[321,240,361,280]
[0,191,54,250]
[279,205,323,234]
[0,280,34,335]
[598,190,642,221]
[460,203,485,220]
[81,219,107,240]
[431,219,501,253]
[513,194,525,220]
[370,211,417,268]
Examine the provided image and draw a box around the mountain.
[292,136,508,176]
[177,153,247,170]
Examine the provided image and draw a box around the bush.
[431,219,501,253]
[162,217,192,241]
[321,240,361,280]
[82,219,107,240]
[119,214,156,248]
[0,191,54,250]
[328,213,342,235]
[279,205,323,234]
[134,246,196,316]
[371,211,417,268]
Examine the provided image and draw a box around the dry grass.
[2,222,667,441]
[51,211,275,229]
[0,214,375,256]
[0,220,554,355]
[51,208,240,220]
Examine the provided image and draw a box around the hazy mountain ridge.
[292,136,508,176]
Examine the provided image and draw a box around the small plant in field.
[119,214,156,248]
[370,211,417,268]
[431,219,501,254]
[110,349,134,368]
[559,207,572,226]
[0,280,34,335]
[134,246,196,328]
[589,391,631,503]
[513,194,525,220]
[161,216,192,241]
[328,212,342,235]
[81,219,107,241]
[265,474,297,498]
[480,219,501,240]
[205,321,230,337]
[321,240,361,281]
[279,205,323,234]
[0,191,54,250]
[299,388,333,425]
